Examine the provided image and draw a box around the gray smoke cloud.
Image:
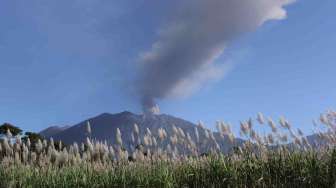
[136,0,294,113]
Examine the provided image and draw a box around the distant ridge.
[39,125,70,138]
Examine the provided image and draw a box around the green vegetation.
[0,123,22,136]
[0,150,336,187]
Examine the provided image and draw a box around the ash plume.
[136,0,294,112]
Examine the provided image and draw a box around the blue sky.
[0,0,335,135]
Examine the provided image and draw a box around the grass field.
[1,111,336,187]
[1,150,336,187]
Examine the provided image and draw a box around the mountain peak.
[93,111,136,120]
[118,111,135,116]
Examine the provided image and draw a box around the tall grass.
[0,111,336,187]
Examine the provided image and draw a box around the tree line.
[0,123,44,145]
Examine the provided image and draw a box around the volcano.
[40,111,244,153]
